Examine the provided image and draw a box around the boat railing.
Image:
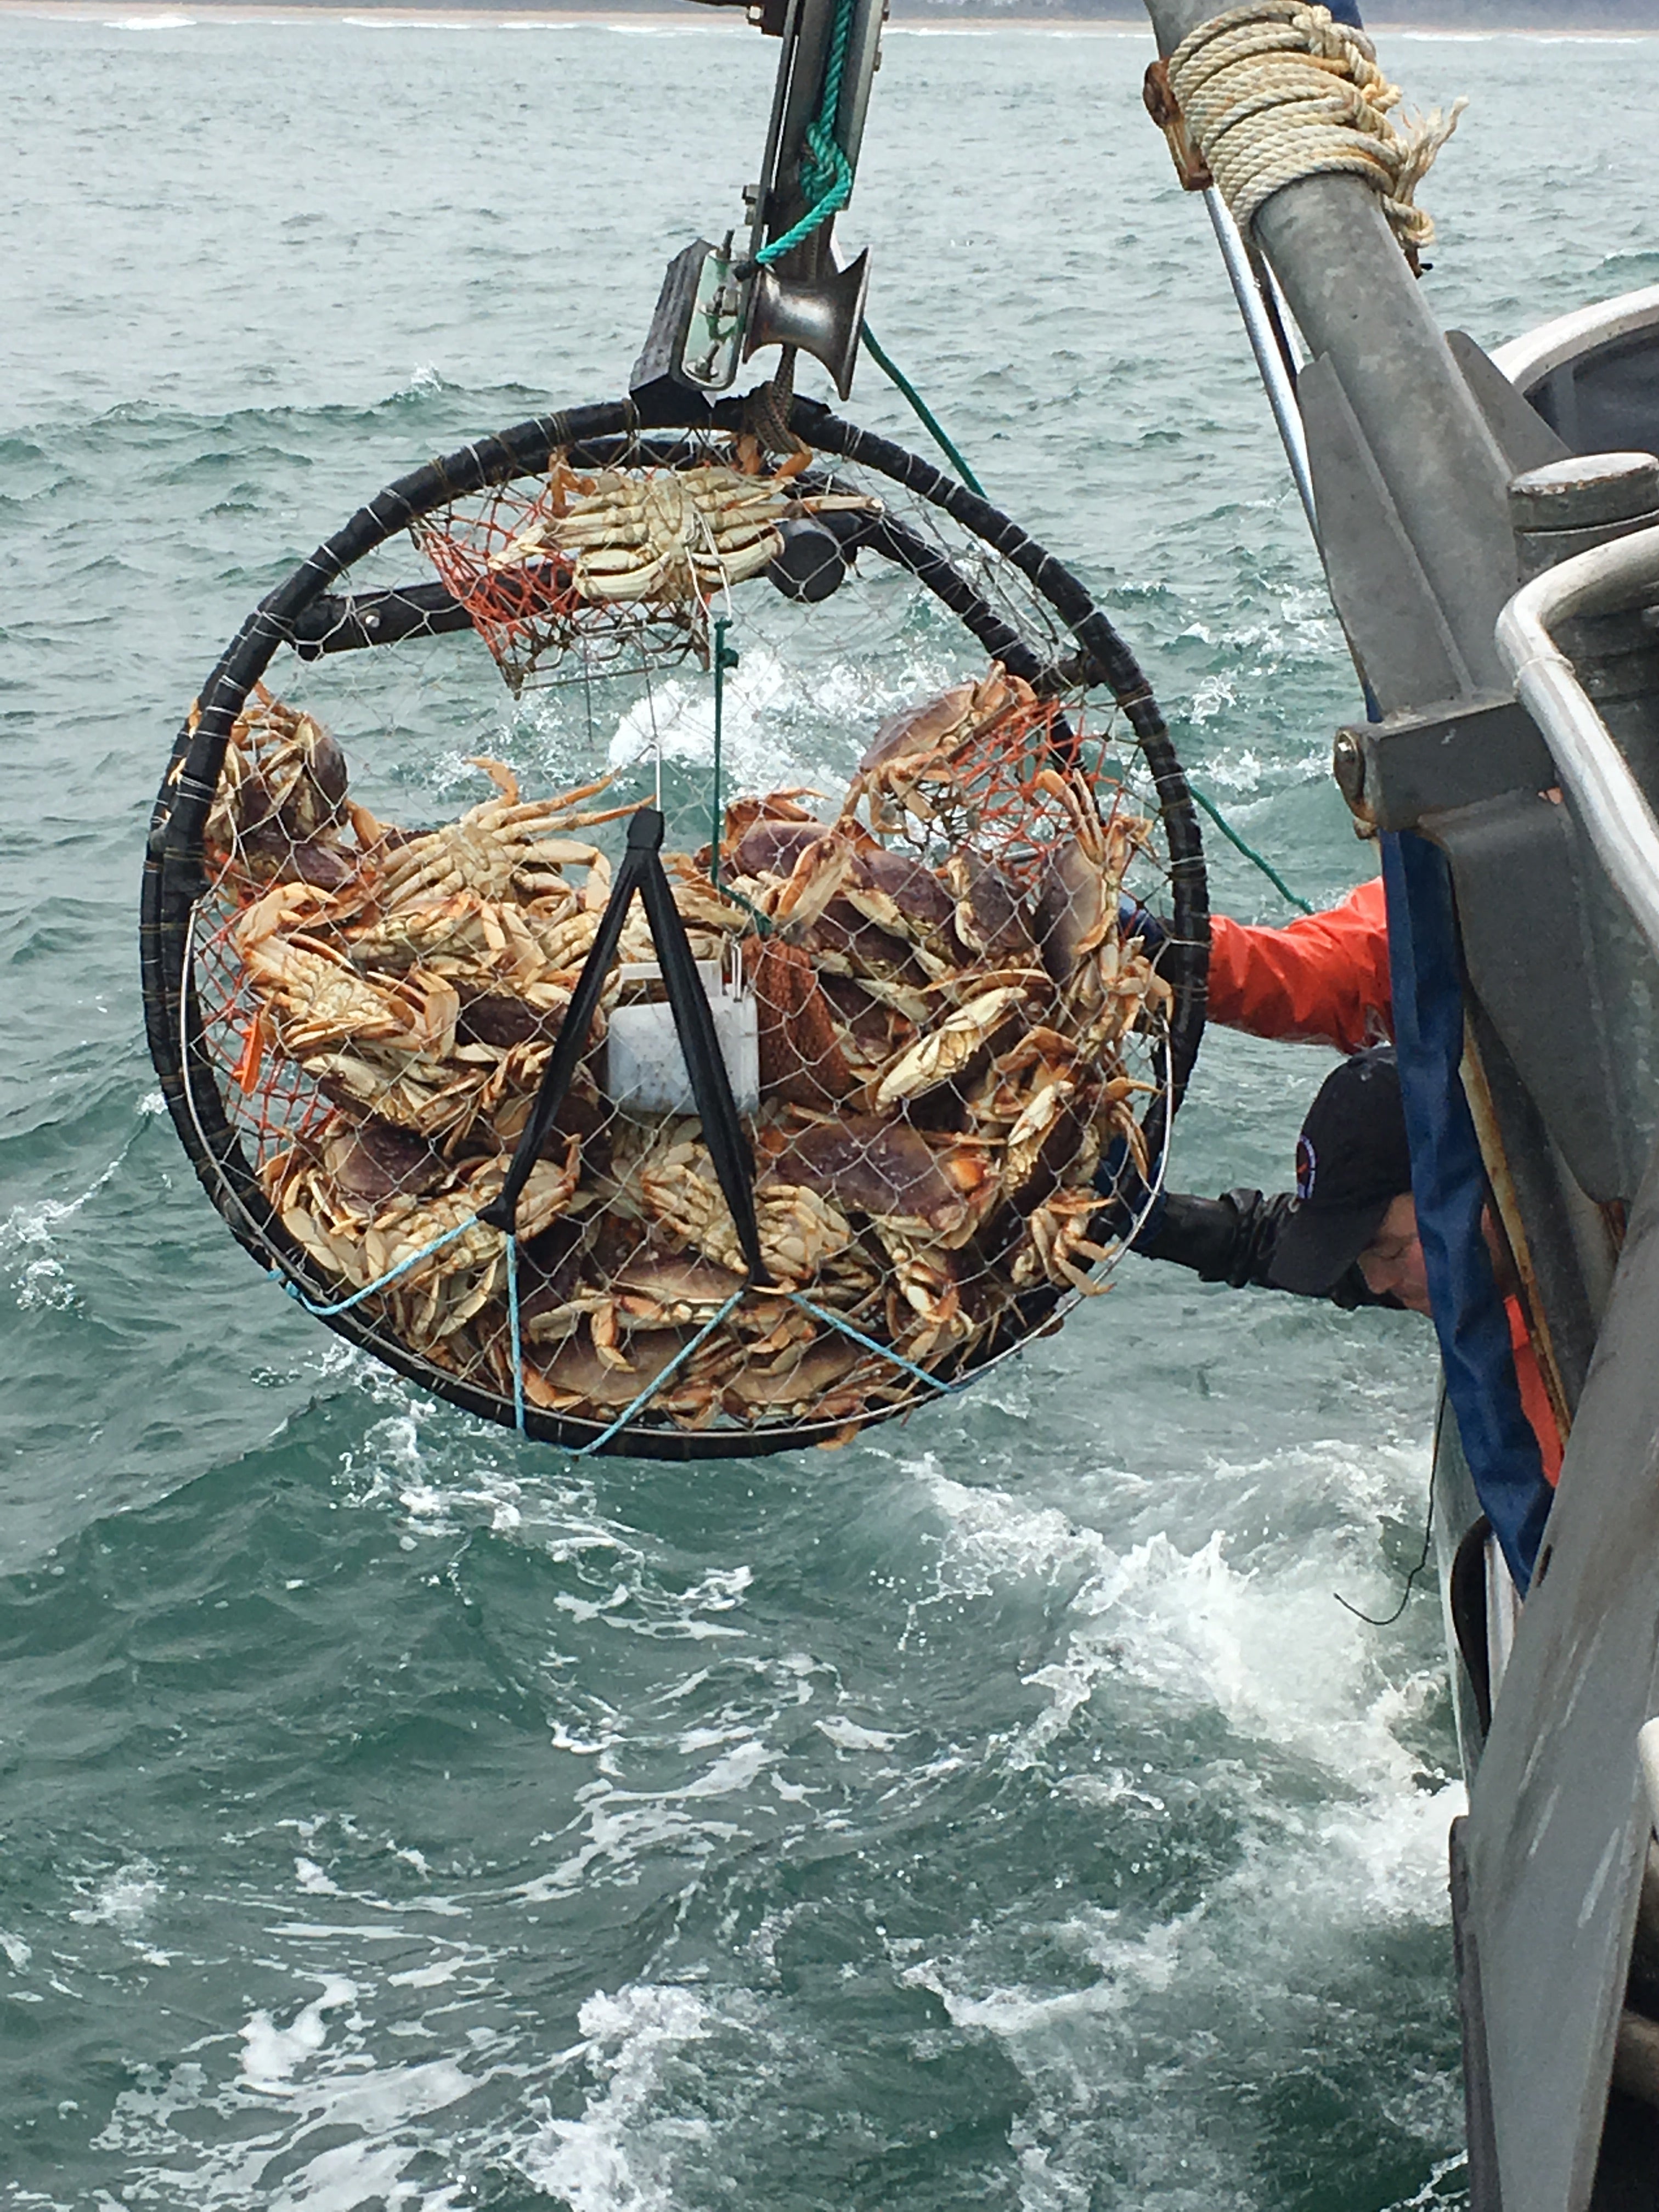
[1495,525,1659,969]
[1491,284,1659,405]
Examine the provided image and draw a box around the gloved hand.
[1108,1181,1393,1306]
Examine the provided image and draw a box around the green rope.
[859,325,986,498]
[755,0,856,268]
[713,876,775,937]
[1189,783,1313,913]
[848,341,1313,916]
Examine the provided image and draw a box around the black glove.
[1132,1187,1395,1308]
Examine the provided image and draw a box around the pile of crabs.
[200,665,1167,1438]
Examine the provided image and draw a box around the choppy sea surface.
[3,13,1655,2206]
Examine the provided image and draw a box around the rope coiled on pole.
[1166,0,1465,262]
[755,0,857,267]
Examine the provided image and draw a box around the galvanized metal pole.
[1143,0,1515,705]
[1201,186,1319,538]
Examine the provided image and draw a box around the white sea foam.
[814,1714,898,1752]
[602,641,955,799]
[241,1977,360,2090]
[70,1860,163,1931]
[516,1983,716,2212]
[916,1454,1459,1909]
[860,1441,1464,2203]
[1383,2152,1471,2207]
[3,1181,112,1311]
[98,1951,482,2211]
[0,1101,157,1313]
[517,1731,772,1901]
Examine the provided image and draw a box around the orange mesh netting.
[411,454,881,691]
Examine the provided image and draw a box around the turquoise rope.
[569,1290,749,1457]
[1188,783,1313,914]
[754,0,856,267]
[785,1292,966,1397]
[710,875,774,938]
[280,1212,483,1319]
[859,325,986,498]
[507,1232,526,1435]
[279,1210,530,1440]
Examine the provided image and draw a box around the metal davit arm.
[1138,0,1558,1601]
[1497,527,1659,967]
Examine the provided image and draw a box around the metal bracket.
[1446,330,1572,480]
[629,240,730,408]
[1332,694,1556,834]
[1142,59,1212,191]
[628,0,881,403]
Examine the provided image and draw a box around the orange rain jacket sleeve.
[1203,876,1564,1478]
[1206,876,1393,1054]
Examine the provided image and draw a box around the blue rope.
[507,1232,526,1435]
[280,1212,483,1318]
[566,1290,749,1458]
[784,1292,968,1397]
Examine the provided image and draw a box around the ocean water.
[3,11,1654,2206]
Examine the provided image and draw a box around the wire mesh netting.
[145,400,1206,1457]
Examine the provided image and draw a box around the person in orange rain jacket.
[1119,883,1563,1482]
[1208,874,1393,1053]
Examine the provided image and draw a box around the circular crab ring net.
[142,395,1208,1460]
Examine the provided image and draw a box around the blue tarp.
[1381,829,1555,1591]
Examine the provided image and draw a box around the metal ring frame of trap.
[141,394,1210,1458]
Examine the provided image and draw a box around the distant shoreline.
[8,0,1659,27]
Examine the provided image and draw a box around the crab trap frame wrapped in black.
[141,396,1209,1458]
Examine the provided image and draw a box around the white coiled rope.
[1166,0,1466,258]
